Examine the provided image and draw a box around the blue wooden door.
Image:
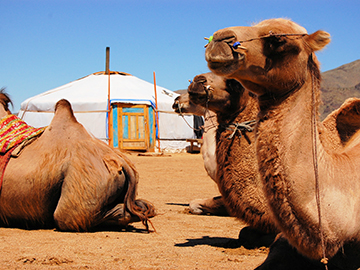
[110,103,155,151]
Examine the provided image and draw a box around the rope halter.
[205,31,307,51]
[220,120,256,146]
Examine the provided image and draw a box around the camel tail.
[121,156,156,232]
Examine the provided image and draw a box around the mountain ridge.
[320,59,360,119]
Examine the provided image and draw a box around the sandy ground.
[0,152,268,269]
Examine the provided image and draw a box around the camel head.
[172,93,207,116]
[0,88,13,117]
[205,18,330,98]
[187,72,251,116]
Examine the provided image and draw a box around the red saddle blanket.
[0,114,46,154]
[0,114,46,190]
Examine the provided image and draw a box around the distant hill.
[320,59,360,119]
[321,60,360,89]
[174,89,187,95]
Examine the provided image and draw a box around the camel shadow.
[165,202,189,207]
[175,234,273,250]
[0,223,150,234]
[176,227,276,250]
[90,224,151,234]
[175,236,241,249]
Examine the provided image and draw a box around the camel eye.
[267,36,286,48]
[220,36,237,45]
[262,35,288,56]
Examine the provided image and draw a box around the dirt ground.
[0,152,268,270]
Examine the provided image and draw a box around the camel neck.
[215,94,277,233]
[216,94,258,128]
[255,72,346,259]
[216,97,258,147]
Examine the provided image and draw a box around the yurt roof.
[20,71,178,113]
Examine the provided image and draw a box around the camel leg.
[237,226,276,249]
[255,235,360,270]
[54,190,155,232]
[52,166,131,231]
[189,196,229,216]
[99,203,140,227]
[255,236,322,270]
[101,199,156,228]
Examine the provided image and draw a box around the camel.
[205,18,360,267]
[173,74,357,222]
[184,73,280,247]
[173,93,217,181]
[172,93,229,216]
[0,89,155,232]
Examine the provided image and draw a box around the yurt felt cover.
[18,72,195,151]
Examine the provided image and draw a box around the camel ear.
[305,30,331,52]
[103,154,123,175]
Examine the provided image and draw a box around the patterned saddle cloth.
[0,115,46,190]
[0,114,46,154]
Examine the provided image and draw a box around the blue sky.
[1,0,359,112]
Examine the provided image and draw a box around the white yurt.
[18,71,195,152]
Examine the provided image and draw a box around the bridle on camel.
[310,54,329,269]
[206,31,329,269]
[205,31,308,50]
[199,84,257,143]
[176,102,217,134]
[177,82,256,142]
[221,120,256,144]
[176,82,217,133]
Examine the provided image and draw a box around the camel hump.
[55,99,72,111]
[53,99,78,124]
[46,98,90,140]
[324,98,360,144]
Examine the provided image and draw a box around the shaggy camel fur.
[172,93,229,216]
[0,90,155,231]
[205,18,360,268]
[187,72,278,239]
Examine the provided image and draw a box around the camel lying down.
[0,93,155,231]
[205,17,360,269]
[172,93,229,216]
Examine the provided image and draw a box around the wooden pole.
[153,71,160,152]
[105,47,110,75]
[106,47,111,145]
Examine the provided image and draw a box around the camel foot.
[237,226,276,249]
[189,196,229,216]
[96,199,156,232]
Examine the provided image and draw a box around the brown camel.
[173,73,358,223]
[0,89,155,231]
[205,18,360,268]
[172,93,229,216]
[173,93,217,181]
[186,73,279,246]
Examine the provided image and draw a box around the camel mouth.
[173,106,181,114]
[172,97,181,113]
[205,30,245,76]
[207,59,241,77]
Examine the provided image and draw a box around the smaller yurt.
[18,71,195,152]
